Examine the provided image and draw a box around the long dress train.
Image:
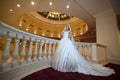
[52,31,115,76]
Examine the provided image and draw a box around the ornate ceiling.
[17,11,89,41]
[37,11,72,21]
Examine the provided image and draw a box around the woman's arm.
[69,31,72,39]
[61,31,64,38]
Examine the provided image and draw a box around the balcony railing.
[0,22,107,80]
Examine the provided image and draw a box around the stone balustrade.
[0,22,107,80]
[0,23,58,73]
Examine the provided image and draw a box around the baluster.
[33,40,38,61]
[86,44,90,60]
[28,40,33,62]
[79,44,83,55]
[21,38,27,64]
[38,41,44,60]
[85,44,88,59]
[88,44,92,60]
[92,44,97,62]
[2,32,12,71]
[3,35,11,62]
[55,42,57,52]
[81,44,84,57]
[43,41,47,60]
[78,44,82,54]
[82,44,86,58]
[52,42,56,59]
[48,41,52,59]
[12,35,20,67]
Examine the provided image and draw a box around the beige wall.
[96,9,120,64]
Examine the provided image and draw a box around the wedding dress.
[52,31,115,76]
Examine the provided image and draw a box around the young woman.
[52,24,115,76]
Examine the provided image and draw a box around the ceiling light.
[26,28,29,31]
[10,9,13,12]
[49,14,51,16]
[19,21,22,26]
[73,34,76,37]
[66,5,69,9]
[53,12,59,15]
[64,15,67,17]
[58,35,61,38]
[49,2,52,6]
[51,34,53,37]
[17,4,21,7]
[51,15,54,17]
[80,32,83,35]
[31,1,35,5]
[61,15,64,18]
[34,31,36,34]
[86,26,88,31]
[42,33,45,36]
[19,23,22,27]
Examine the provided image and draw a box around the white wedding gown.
[52,31,115,76]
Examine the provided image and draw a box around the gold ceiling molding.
[30,12,81,25]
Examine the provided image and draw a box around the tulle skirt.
[52,38,115,76]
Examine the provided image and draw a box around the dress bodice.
[63,31,70,38]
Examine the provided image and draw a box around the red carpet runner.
[21,63,120,80]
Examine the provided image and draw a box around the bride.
[52,24,115,76]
